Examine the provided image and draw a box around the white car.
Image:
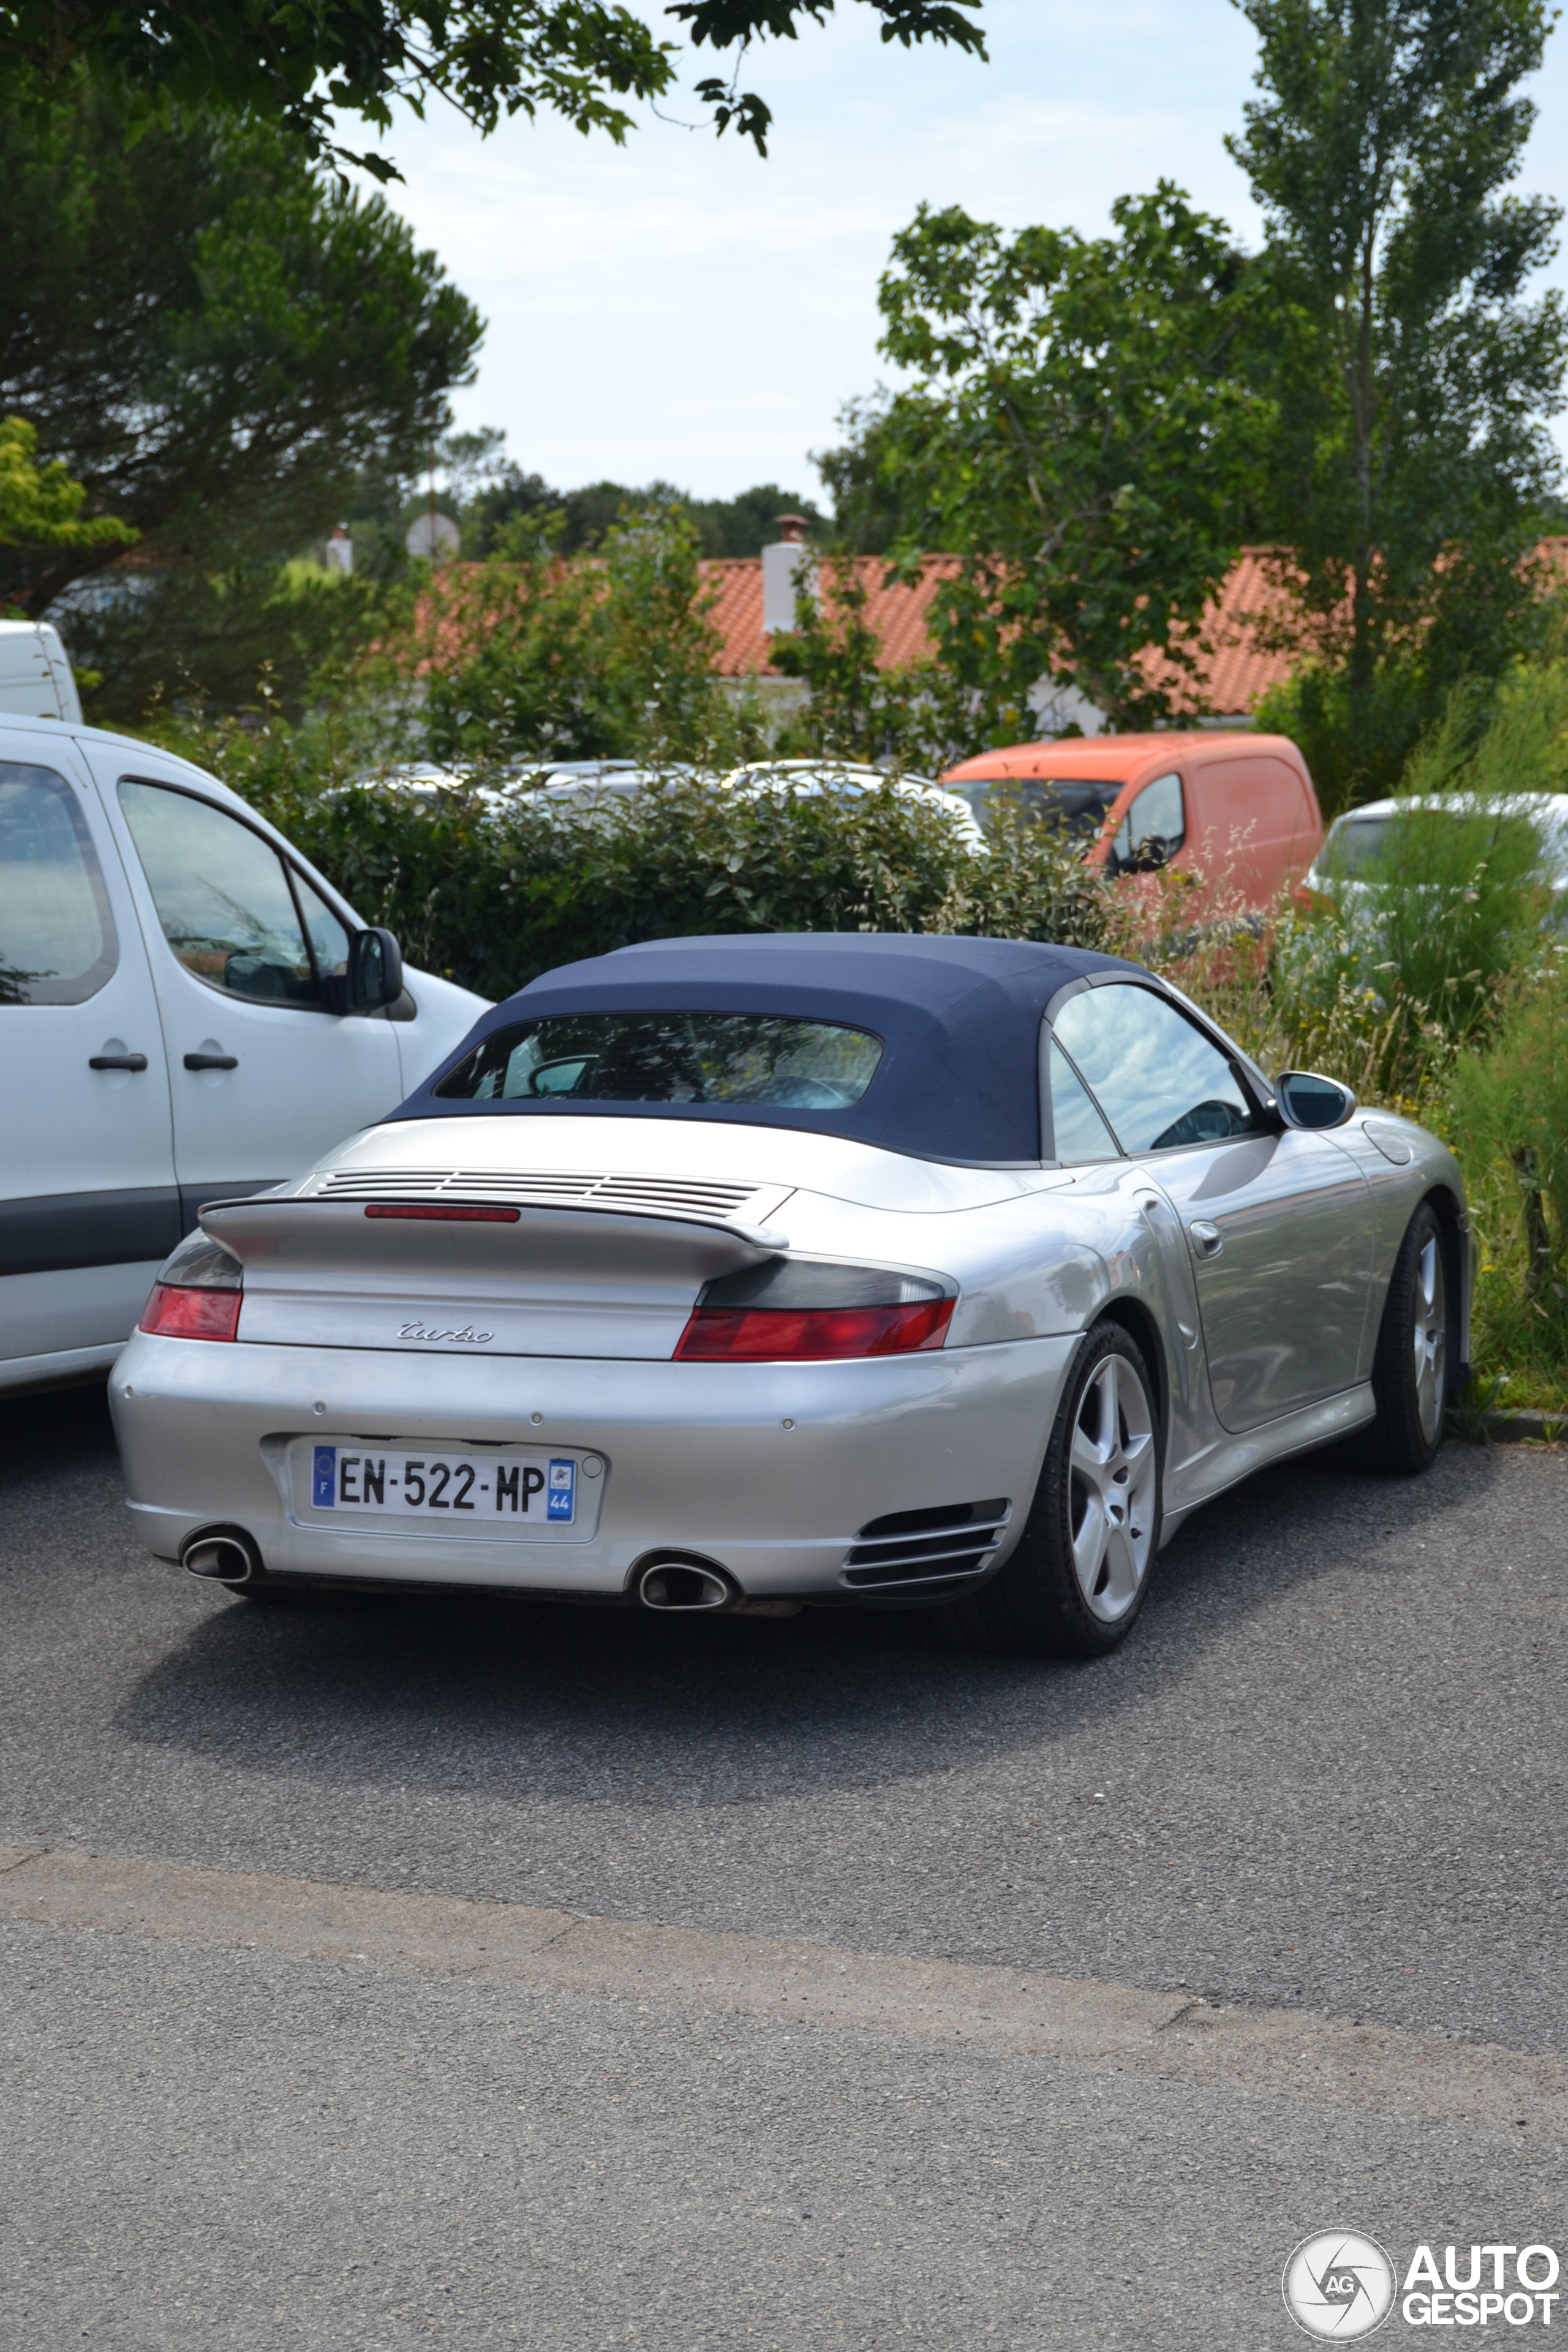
[0,713,486,1395]
[1303,791,1568,904]
[722,761,989,855]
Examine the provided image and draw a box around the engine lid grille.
[307,1166,793,1228]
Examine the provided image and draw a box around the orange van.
[941,732,1325,911]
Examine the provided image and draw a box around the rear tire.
[933,1322,1161,1659]
[1357,1199,1451,1474]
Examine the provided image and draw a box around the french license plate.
[305,1444,579,1525]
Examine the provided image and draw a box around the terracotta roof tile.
[699,555,961,676]
[405,539,1568,716]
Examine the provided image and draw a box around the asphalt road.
[1,1383,1564,2349]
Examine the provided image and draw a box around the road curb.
[1482,1411,1568,1445]
[2,1845,1566,2137]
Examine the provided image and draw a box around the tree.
[0,415,135,552]
[871,186,1274,733]
[398,502,737,764]
[1231,0,1568,791]
[812,398,925,554]
[0,0,985,181]
[466,469,826,557]
[0,80,483,712]
[766,553,980,770]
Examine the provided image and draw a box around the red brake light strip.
[364,1204,521,1223]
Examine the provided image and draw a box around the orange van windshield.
[975,778,1126,839]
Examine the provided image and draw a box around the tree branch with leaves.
[869,186,1275,733]
[0,415,136,552]
[0,0,984,178]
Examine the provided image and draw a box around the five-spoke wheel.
[1068,1350,1157,1624]
[933,1321,1163,1658]
[1360,1199,1453,1474]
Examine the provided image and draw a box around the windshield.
[434,1012,884,1110]
[1321,816,1398,878]
[971,778,1125,840]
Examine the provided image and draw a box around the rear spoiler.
[198,1195,788,1286]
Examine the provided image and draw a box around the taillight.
[139,1284,242,1341]
[677,1298,952,1360]
[138,1229,243,1340]
[674,1257,954,1362]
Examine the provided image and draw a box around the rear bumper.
[109,1331,1079,1599]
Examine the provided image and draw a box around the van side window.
[292,868,353,990]
[1110,772,1185,873]
[119,778,331,1008]
[0,763,118,1005]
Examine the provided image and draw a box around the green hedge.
[241,770,1112,1002]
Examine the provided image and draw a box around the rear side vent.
[842,1498,1010,1591]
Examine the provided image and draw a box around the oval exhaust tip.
[638,1559,735,1612]
[180,1528,261,1586]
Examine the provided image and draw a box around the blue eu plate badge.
[312,1446,337,1507]
[546,1458,576,1522]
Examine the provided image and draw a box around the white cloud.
[349,0,1568,499]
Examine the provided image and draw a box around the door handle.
[89,1052,148,1072]
[184,1052,238,1071]
[1189,1219,1223,1257]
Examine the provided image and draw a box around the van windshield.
[971,778,1125,839]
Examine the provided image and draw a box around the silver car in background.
[110,934,1467,1657]
[1303,791,1568,912]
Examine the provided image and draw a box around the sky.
[349,0,1568,507]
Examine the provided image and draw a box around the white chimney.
[762,512,814,633]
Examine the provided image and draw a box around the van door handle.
[184,1052,238,1071]
[1189,1219,1223,1257]
[89,1052,148,1071]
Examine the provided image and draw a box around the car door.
[1050,981,1374,1433]
[89,760,401,1216]
[0,741,179,1372]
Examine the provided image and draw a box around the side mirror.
[327,927,404,1014]
[1275,1069,1357,1129]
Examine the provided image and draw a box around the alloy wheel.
[1068,1352,1156,1623]
[1412,1229,1447,1447]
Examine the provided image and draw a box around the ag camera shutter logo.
[1283,2231,1396,2339]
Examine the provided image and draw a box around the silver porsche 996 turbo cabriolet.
[110,933,1468,1657]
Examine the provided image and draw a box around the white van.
[0,710,488,1395]
[0,620,83,725]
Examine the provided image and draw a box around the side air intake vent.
[841,1498,1010,1590]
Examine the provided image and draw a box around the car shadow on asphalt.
[43,1384,1509,1809]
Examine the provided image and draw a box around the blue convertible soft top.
[390,933,1137,1164]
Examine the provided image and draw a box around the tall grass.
[1441,958,1568,1405]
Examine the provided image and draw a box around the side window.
[1110,772,1185,873]
[1047,1039,1120,1164]
[119,779,330,1008]
[293,869,352,987]
[1052,983,1258,1153]
[0,762,118,1005]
